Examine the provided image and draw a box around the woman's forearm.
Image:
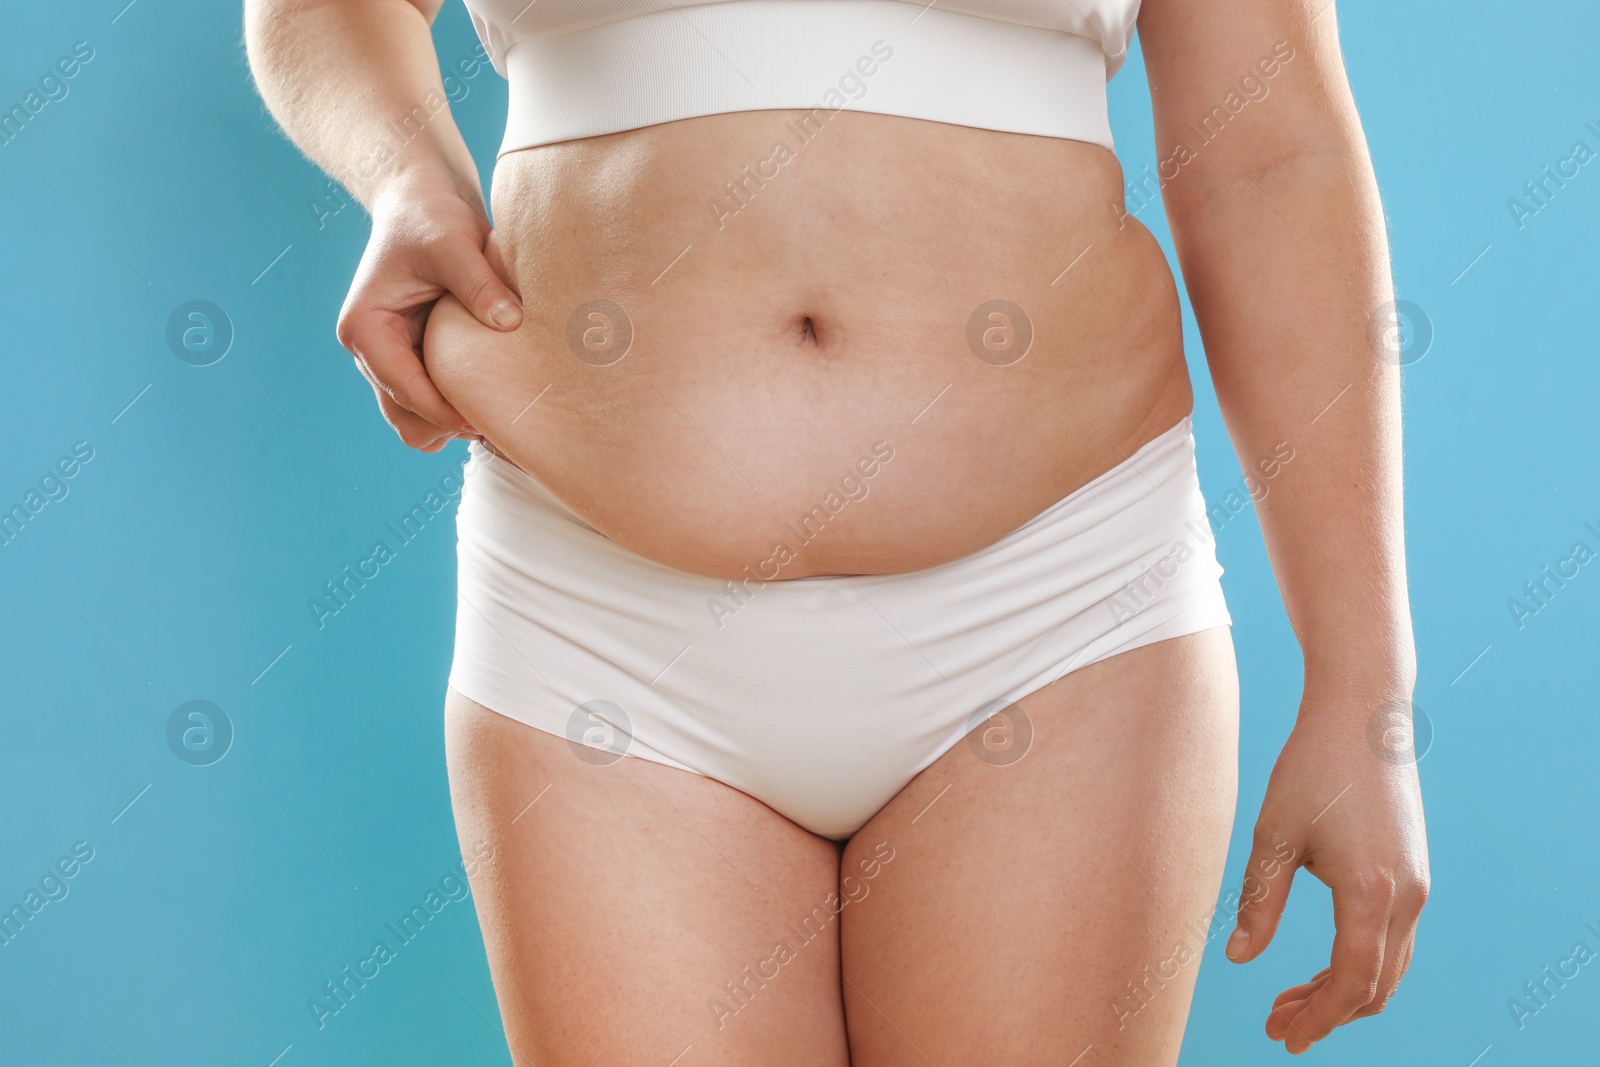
[1164,147,1415,702]
[244,0,478,210]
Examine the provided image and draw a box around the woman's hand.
[1226,687,1430,1055]
[335,170,523,453]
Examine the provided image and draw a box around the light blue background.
[1,2,1595,1064]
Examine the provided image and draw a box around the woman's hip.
[447,412,1233,838]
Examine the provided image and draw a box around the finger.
[1267,994,1319,1042]
[1267,970,1335,1042]
[1395,929,1416,983]
[1386,934,1418,1010]
[1281,882,1390,1053]
[425,230,522,331]
[1227,830,1300,963]
[1355,886,1423,1019]
[372,383,456,452]
[1350,917,1409,1020]
[1390,876,1426,985]
[1272,967,1333,1009]
[339,304,472,434]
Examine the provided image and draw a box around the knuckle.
[334,313,358,352]
[461,272,502,312]
[380,372,412,405]
[1334,972,1381,1004]
[423,228,476,270]
[1364,868,1399,896]
[393,365,436,406]
[1348,871,1398,911]
[416,225,452,254]
[370,375,401,405]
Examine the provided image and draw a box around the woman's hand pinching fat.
[335,172,522,453]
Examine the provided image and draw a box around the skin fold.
[421,110,1191,577]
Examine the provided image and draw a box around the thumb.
[1227,830,1301,963]
[429,231,523,332]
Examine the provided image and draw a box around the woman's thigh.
[840,626,1240,1067]
[444,688,849,1066]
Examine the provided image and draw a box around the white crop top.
[460,0,1141,157]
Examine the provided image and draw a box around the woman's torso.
[425,104,1191,580]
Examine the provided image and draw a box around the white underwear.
[448,414,1231,839]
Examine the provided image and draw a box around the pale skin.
[245,0,1428,1060]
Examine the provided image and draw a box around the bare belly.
[424,108,1192,580]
